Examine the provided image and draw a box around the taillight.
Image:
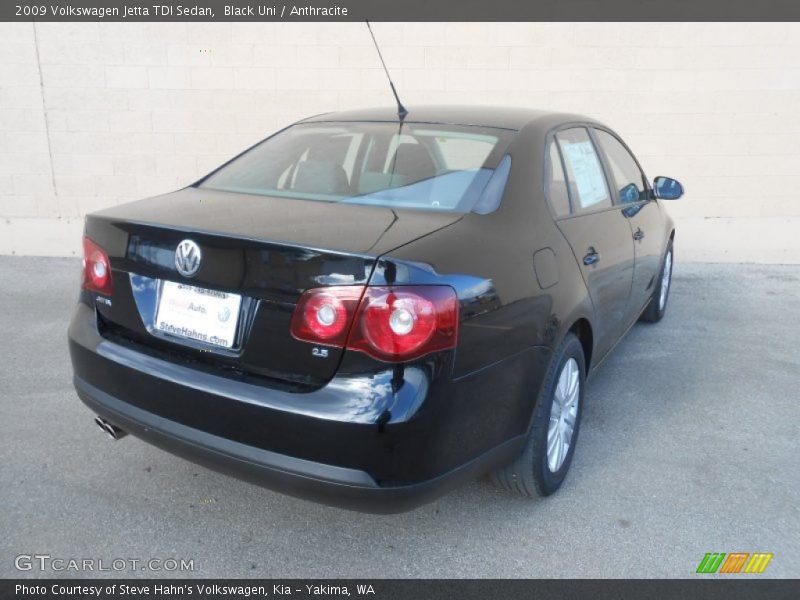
[290,287,362,347]
[349,287,458,361]
[82,237,113,295]
[290,285,458,363]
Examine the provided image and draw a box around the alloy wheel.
[547,357,580,472]
[659,250,672,311]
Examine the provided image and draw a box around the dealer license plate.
[155,281,242,349]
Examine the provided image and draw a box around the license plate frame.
[154,280,243,350]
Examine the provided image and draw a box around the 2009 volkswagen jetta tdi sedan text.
[68,106,684,512]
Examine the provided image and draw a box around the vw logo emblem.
[174,239,202,278]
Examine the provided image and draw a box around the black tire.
[640,242,674,323]
[490,332,586,498]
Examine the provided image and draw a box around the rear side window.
[555,128,611,212]
[546,141,571,218]
[594,129,648,204]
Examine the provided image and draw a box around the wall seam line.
[32,22,60,217]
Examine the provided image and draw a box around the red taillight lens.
[290,285,458,363]
[350,288,455,361]
[82,237,113,295]
[290,286,363,347]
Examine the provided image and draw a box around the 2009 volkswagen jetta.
[68,106,683,512]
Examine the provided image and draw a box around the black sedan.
[69,106,683,512]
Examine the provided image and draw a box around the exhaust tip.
[94,416,128,440]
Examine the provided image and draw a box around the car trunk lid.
[84,187,461,388]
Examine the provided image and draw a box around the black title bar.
[4,579,800,600]
[3,0,800,22]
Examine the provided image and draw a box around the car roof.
[299,105,598,132]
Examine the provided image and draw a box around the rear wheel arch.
[491,331,586,497]
[568,318,593,372]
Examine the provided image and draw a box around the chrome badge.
[174,239,202,278]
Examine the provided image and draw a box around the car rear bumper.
[68,303,531,513]
[76,375,518,513]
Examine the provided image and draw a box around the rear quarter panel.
[372,121,595,453]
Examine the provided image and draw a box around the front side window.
[555,128,612,212]
[594,129,648,204]
[199,122,514,213]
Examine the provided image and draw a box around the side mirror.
[618,182,640,204]
[653,176,684,200]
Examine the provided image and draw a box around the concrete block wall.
[1,22,798,262]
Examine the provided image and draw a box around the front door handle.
[583,249,600,266]
[633,228,645,241]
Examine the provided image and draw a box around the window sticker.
[561,140,608,208]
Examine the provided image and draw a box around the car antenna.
[365,20,408,120]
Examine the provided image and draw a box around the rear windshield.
[198,122,515,212]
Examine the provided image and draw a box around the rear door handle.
[633,228,645,241]
[583,249,600,266]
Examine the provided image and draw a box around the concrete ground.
[1,257,798,578]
